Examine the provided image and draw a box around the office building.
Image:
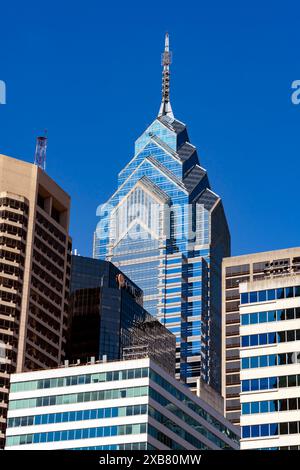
[67,256,176,375]
[222,248,300,425]
[0,152,72,447]
[5,357,239,450]
[239,274,300,450]
[93,34,230,392]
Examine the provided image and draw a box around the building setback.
[93,33,230,393]
[240,275,300,450]
[222,248,300,425]
[5,358,239,450]
[67,256,176,375]
[0,153,72,447]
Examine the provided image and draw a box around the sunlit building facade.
[93,34,230,392]
[5,358,239,450]
[240,274,300,450]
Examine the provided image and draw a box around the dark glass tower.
[93,34,230,392]
[67,255,176,375]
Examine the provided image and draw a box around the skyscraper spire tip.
[158,33,174,119]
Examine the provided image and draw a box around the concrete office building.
[0,153,72,447]
[67,256,176,375]
[222,248,300,425]
[5,357,239,450]
[239,275,300,450]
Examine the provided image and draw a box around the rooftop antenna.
[158,32,174,118]
[34,130,48,171]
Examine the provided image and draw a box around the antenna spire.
[34,130,48,171]
[158,32,174,119]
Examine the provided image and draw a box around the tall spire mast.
[158,32,174,119]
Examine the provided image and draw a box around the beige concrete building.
[222,248,300,425]
[0,154,71,447]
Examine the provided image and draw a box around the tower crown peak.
[158,33,174,119]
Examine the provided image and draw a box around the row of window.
[241,286,300,304]
[10,367,149,393]
[241,307,300,325]
[7,404,147,428]
[9,386,148,410]
[6,422,147,447]
[242,421,300,439]
[242,374,300,392]
[241,329,300,347]
[149,388,232,449]
[150,370,238,443]
[149,406,210,450]
[242,397,300,415]
[72,442,150,451]
[241,351,300,369]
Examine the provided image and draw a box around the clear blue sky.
[1,0,300,257]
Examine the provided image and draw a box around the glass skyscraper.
[93,34,230,392]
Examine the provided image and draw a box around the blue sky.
[1,0,300,257]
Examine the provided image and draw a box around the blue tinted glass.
[41,415,48,425]
[268,332,276,344]
[277,288,284,299]
[250,335,259,346]
[269,401,277,412]
[251,425,260,437]
[250,291,258,303]
[267,310,276,322]
[285,287,293,298]
[250,313,258,324]
[242,403,250,414]
[260,378,268,390]
[260,401,269,413]
[111,426,117,436]
[250,402,259,414]
[260,355,268,367]
[242,336,250,347]
[250,356,259,368]
[270,424,278,436]
[261,424,269,436]
[269,355,277,366]
[269,377,277,389]
[252,379,259,390]
[242,380,250,392]
[241,293,249,304]
[258,290,267,302]
[267,289,276,300]
[241,314,249,325]
[34,415,42,425]
[277,309,285,321]
[242,358,250,369]
[259,311,267,323]
[295,286,300,297]
[90,410,97,419]
[242,426,250,438]
[259,334,268,345]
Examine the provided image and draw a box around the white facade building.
[5,358,239,450]
[240,276,300,450]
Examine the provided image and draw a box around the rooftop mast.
[34,131,47,171]
[158,32,174,119]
